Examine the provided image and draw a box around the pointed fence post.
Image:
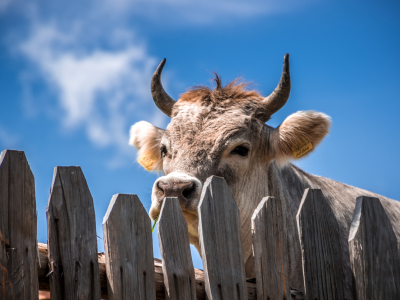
[251,196,291,300]
[158,197,196,300]
[348,196,400,299]
[46,166,101,299]
[198,176,247,300]
[103,193,156,300]
[0,150,39,299]
[296,188,351,300]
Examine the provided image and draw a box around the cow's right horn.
[262,53,291,117]
[151,58,176,117]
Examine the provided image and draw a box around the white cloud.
[19,24,168,167]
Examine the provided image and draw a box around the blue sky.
[0,0,399,270]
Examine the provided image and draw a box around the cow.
[129,55,400,294]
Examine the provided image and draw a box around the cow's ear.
[129,121,165,171]
[270,111,331,165]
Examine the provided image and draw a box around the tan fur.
[129,121,164,171]
[271,111,331,165]
[179,74,262,105]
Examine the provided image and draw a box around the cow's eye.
[230,145,249,157]
[160,145,168,158]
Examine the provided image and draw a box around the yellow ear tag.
[138,154,157,171]
[292,138,313,159]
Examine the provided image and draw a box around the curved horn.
[263,53,291,116]
[151,58,176,117]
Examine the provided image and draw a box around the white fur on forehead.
[129,121,164,171]
[173,102,253,125]
[174,102,211,119]
[271,111,331,166]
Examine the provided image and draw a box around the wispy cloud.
[0,0,11,12]
[100,0,317,25]
[19,24,168,168]
[2,0,317,27]
[11,0,317,169]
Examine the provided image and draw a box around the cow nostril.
[182,182,196,199]
[157,180,196,199]
[157,182,165,194]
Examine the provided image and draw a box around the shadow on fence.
[1,149,399,300]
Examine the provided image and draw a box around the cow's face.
[129,56,330,253]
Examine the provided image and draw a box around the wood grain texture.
[158,197,196,300]
[103,193,156,300]
[251,196,292,300]
[37,243,257,299]
[296,188,351,300]
[46,166,101,300]
[198,176,247,300]
[0,150,39,299]
[348,196,400,299]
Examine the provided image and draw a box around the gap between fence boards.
[37,243,257,299]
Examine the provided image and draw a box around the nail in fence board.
[0,150,39,299]
[296,188,350,300]
[103,194,156,300]
[348,196,400,299]
[46,166,101,299]
[251,196,291,300]
[158,197,196,300]
[198,176,247,300]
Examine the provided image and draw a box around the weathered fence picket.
[251,196,291,300]
[158,197,196,300]
[35,242,257,299]
[46,166,101,299]
[103,193,156,300]
[198,176,247,300]
[348,196,400,299]
[0,150,39,299]
[296,188,351,300]
[1,149,400,299]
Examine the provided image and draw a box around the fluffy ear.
[270,111,331,165]
[129,121,164,171]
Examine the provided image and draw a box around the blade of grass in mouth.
[152,215,159,232]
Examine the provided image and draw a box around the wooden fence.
[1,149,399,300]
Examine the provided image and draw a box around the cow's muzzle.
[150,172,202,220]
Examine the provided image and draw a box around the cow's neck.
[240,162,313,283]
[260,162,371,290]
[266,162,314,212]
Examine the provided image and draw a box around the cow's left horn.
[262,53,291,116]
[151,58,176,117]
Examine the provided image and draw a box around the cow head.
[129,55,331,261]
